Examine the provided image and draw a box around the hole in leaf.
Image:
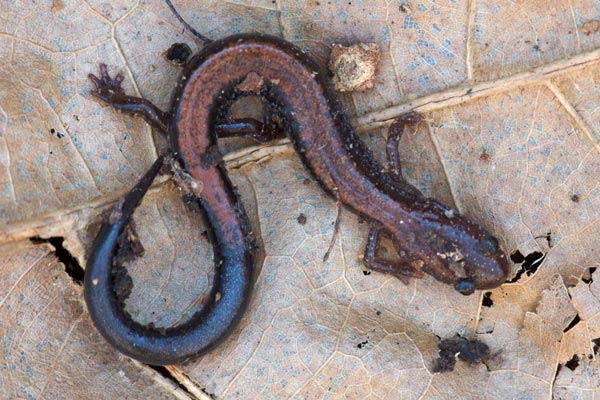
[508,251,545,282]
[30,236,84,284]
[563,314,581,333]
[481,292,494,307]
[148,365,197,395]
[583,267,596,284]
[510,250,525,263]
[592,338,600,355]
[564,354,579,371]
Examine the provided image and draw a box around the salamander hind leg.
[215,117,280,143]
[363,227,424,284]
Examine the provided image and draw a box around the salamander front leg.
[89,63,171,135]
[363,227,424,284]
[384,112,425,198]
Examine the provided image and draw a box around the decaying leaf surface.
[0,241,190,399]
[554,270,600,398]
[1,1,600,399]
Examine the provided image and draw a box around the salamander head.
[418,202,511,295]
[450,231,509,295]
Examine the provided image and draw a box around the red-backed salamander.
[85,33,510,365]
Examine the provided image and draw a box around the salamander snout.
[464,232,510,292]
[454,279,476,295]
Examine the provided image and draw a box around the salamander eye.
[455,279,476,296]
[478,233,499,255]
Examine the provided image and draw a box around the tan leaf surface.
[553,269,600,398]
[1,1,600,399]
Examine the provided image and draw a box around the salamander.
[85,33,509,365]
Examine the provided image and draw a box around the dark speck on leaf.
[164,42,192,66]
[479,149,491,162]
[297,213,307,225]
[433,336,491,373]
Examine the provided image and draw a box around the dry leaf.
[1,1,600,399]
